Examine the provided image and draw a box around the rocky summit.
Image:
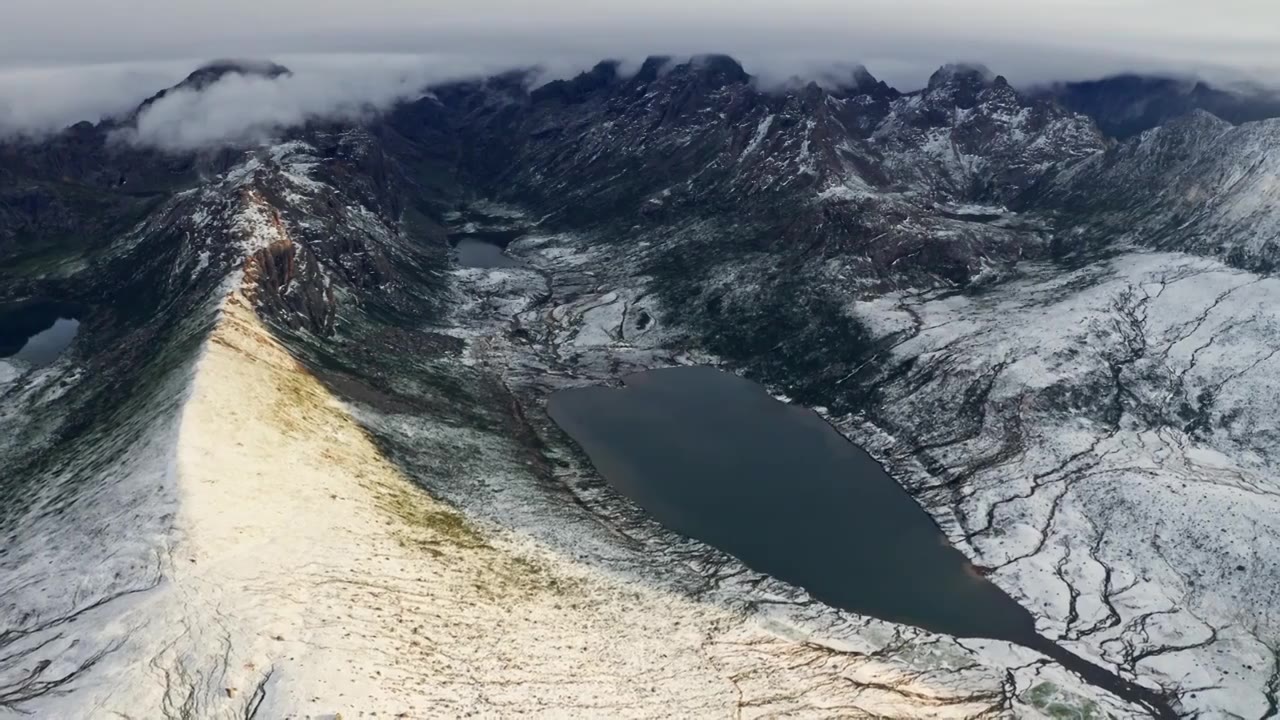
[1,56,1279,718]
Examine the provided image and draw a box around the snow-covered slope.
[4,55,1280,718]
[844,251,1280,716]
[1037,112,1280,273]
[0,143,1123,720]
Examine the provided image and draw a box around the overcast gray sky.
[3,0,1279,140]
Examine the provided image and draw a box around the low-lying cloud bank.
[4,42,1280,151]
[2,52,631,149]
[0,61,189,139]
[121,56,476,151]
[3,0,1279,146]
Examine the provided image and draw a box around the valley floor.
[0,246,1054,718]
[439,227,1280,718]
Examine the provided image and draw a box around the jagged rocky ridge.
[1038,74,1280,140]
[1,55,1279,717]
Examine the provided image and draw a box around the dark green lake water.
[548,365,1037,641]
[548,366,1176,718]
[453,235,523,268]
[0,300,82,366]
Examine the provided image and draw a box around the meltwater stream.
[549,366,1176,718]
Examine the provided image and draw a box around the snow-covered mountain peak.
[132,59,292,115]
[925,63,1002,102]
[182,59,292,88]
[686,53,751,87]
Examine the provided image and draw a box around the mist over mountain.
[5,0,1280,76]
[8,49,1280,149]
[1038,74,1280,139]
[4,0,1280,138]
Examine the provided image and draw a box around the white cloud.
[0,62,187,138]
[0,53,589,146]
[3,1,1280,143]
[118,55,473,151]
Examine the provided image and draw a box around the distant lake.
[0,300,83,366]
[548,366,1176,717]
[452,233,524,269]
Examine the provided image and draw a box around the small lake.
[452,232,524,269]
[0,300,83,366]
[549,366,1176,717]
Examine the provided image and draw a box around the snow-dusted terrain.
[844,251,1280,716]
[473,227,1280,719]
[0,147,1102,719]
[3,56,1280,718]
